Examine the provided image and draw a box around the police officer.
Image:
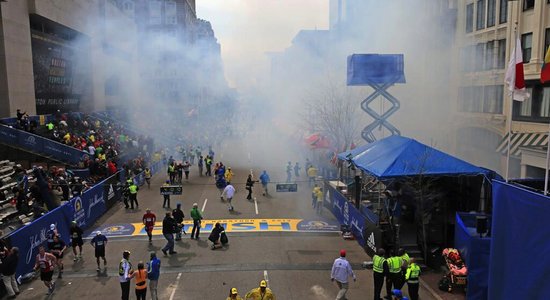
[405,258,421,300]
[386,251,403,299]
[128,179,139,209]
[373,248,388,300]
[162,180,171,208]
[397,248,410,289]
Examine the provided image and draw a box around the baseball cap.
[193,203,198,207]
[340,249,346,257]
[392,289,402,297]
[96,231,102,235]
[260,280,267,287]
[50,224,56,230]
[231,288,238,295]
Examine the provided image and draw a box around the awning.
[496,132,548,157]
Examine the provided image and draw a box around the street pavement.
[16,144,438,300]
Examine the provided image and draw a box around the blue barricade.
[0,125,89,165]
[326,185,367,248]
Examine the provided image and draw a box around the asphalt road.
[16,142,437,300]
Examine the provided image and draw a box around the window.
[522,33,533,63]
[477,0,486,30]
[523,0,535,10]
[487,0,496,27]
[497,39,506,68]
[499,0,508,23]
[123,2,134,11]
[541,87,550,117]
[484,85,504,113]
[486,41,495,70]
[466,4,474,33]
[148,1,162,25]
[165,1,177,24]
[476,43,485,70]
[519,88,533,116]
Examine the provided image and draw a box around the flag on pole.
[505,38,529,101]
[541,46,550,83]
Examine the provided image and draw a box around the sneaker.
[51,281,56,292]
[74,257,78,262]
[57,273,62,279]
[162,249,167,256]
[97,267,100,272]
[169,251,177,254]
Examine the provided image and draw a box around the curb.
[420,277,444,300]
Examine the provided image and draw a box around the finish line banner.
[89,219,341,238]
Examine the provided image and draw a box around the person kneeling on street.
[208,222,228,250]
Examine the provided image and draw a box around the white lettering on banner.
[108,185,115,201]
[87,192,105,218]
[367,232,376,252]
[343,201,350,224]
[350,218,364,239]
[325,190,331,205]
[26,224,54,264]
[25,136,36,145]
[73,197,86,227]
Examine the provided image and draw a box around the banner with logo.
[103,172,123,210]
[5,206,72,279]
[66,182,106,230]
[326,185,368,251]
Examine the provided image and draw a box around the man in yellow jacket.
[245,280,275,300]
[226,287,243,300]
[225,167,234,184]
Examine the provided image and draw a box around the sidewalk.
[421,269,466,300]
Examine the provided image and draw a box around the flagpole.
[544,122,550,195]
[505,23,518,182]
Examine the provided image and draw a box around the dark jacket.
[208,225,224,243]
[172,208,184,223]
[2,251,18,276]
[162,216,177,235]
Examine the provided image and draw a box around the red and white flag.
[505,38,530,101]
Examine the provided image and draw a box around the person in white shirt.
[331,249,356,300]
[119,250,133,300]
[222,184,236,211]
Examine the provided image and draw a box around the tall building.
[0,0,138,117]
[452,0,550,178]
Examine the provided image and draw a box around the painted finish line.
[89,219,341,238]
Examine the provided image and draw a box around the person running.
[162,180,171,208]
[183,161,191,180]
[119,250,133,300]
[245,280,276,300]
[144,168,152,189]
[70,221,83,261]
[130,261,148,300]
[34,246,57,295]
[190,203,203,240]
[91,231,108,272]
[49,235,66,279]
[147,252,161,300]
[259,170,270,196]
[227,287,243,300]
[331,249,356,300]
[161,212,177,256]
[246,174,258,201]
[222,183,236,211]
[143,209,157,245]
[172,203,185,241]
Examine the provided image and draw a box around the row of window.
[466,0,507,33]
[148,1,178,25]
[462,39,507,71]
[514,83,550,120]
[460,85,504,114]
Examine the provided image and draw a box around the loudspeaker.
[476,215,488,237]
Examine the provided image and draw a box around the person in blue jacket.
[259,170,270,196]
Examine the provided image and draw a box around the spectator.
[147,252,161,300]
[2,247,20,299]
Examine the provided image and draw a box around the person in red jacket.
[107,160,117,175]
[143,209,157,245]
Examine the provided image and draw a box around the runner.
[91,231,108,272]
[33,245,57,295]
[222,183,236,211]
[142,209,157,245]
[69,221,84,261]
[144,168,152,189]
[49,235,67,279]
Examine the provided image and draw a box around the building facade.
[0,0,138,117]
[453,0,550,178]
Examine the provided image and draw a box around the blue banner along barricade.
[325,185,367,248]
[5,160,161,278]
[0,125,90,165]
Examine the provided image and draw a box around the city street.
[17,145,436,300]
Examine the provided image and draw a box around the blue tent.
[337,143,370,161]
[339,136,490,179]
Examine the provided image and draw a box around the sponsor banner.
[160,185,182,195]
[0,125,18,145]
[5,205,72,278]
[67,183,106,230]
[18,130,44,151]
[103,172,123,210]
[276,183,298,192]
[327,186,368,250]
[363,220,383,257]
[89,219,341,237]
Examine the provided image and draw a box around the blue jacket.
[259,172,270,184]
[147,257,161,280]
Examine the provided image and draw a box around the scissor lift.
[347,54,405,143]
